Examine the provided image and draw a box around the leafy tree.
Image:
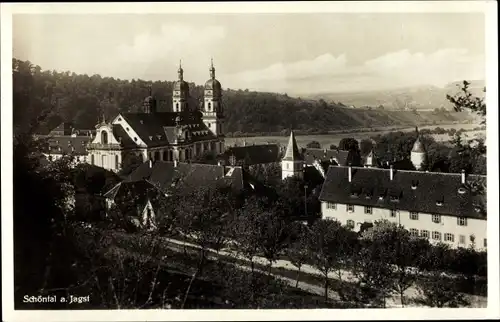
[173,185,236,308]
[359,138,374,156]
[306,219,355,301]
[446,80,486,124]
[306,141,321,149]
[361,221,418,307]
[338,138,360,152]
[415,271,470,308]
[285,223,311,288]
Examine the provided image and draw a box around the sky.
[12,12,485,95]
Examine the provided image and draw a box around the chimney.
[348,163,352,182]
[461,169,466,184]
[149,159,153,168]
[390,165,394,181]
[174,159,178,168]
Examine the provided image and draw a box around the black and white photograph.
[1,2,498,321]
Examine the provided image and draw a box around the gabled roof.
[319,166,486,219]
[125,161,250,194]
[221,144,281,165]
[118,112,217,148]
[43,135,92,155]
[303,148,351,166]
[283,131,303,161]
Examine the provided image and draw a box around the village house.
[103,160,265,229]
[318,165,486,250]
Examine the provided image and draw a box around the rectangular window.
[457,217,468,226]
[346,204,354,212]
[390,210,397,217]
[326,202,337,210]
[459,235,466,245]
[410,228,419,237]
[409,212,419,220]
[484,238,487,248]
[432,214,441,224]
[346,220,355,229]
[444,233,454,242]
[432,231,441,241]
[364,206,373,214]
[420,230,430,239]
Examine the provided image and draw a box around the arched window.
[154,151,160,161]
[185,131,189,141]
[169,150,173,161]
[115,155,119,169]
[138,153,144,162]
[208,102,211,110]
[176,103,179,110]
[163,151,168,161]
[91,154,94,165]
[101,131,108,144]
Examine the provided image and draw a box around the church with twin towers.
[83,59,226,171]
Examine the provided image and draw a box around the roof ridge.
[328,165,486,177]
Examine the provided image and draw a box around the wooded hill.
[13,59,474,136]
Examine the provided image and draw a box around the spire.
[178,60,183,81]
[283,130,303,161]
[412,126,426,153]
[210,58,215,79]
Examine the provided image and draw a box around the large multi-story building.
[318,165,487,250]
[42,60,225,172]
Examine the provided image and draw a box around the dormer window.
[378,195,385,200]
[157,135,162,140]
[149,136,153,141]
[411,180,419,190]
[140,120,144,124]
[458,187,467,194]
[390,195,400,202]
[436,200,443,206]
[365,193,372,199]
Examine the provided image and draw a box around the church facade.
[84,60,225,172]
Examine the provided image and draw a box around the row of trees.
[128,182,486,308]
[13,58,471,137]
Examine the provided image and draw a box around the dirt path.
[162,236,486,308]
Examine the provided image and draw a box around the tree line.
[104,180,487,308]
[13,58,471,137]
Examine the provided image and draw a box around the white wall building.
[319,165,487,251]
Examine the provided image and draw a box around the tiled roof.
[221,144,281,166]
[125,161,249,194]
[103,180,163,214]
[303,148,352,166]
[283,131,303,161]
[119,112,217,147]
[112,125,137,148]
[319,166,486,219]
[43,136,91,155]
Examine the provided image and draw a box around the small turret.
[281,130,304,180]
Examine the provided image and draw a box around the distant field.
[225,124,485,148]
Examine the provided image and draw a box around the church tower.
[364,149,378,168]
[281,130,304,180]
[202,59,224,137]
[143,85,157,114]
[173,61,189,112]
[411,127,427,170]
